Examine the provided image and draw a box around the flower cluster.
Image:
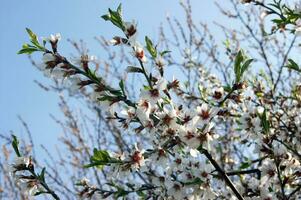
[11,1,301,199]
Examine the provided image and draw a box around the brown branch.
[201,149,245,200]
[226,168,260,177]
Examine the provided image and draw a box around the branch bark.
[201,149,245,200]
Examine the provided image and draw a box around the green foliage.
[239,161,251,169]
[223,84,232,93]
[12,135,21,157]
[84,148,121,169]
[119,80,126,96]
[286,59,301,73]
[101,4,125,31]
[159,50,171,56]
[258,0,301,33]
[234,50,253,83]
[38,167,46,182]
[18,28,45,54]
[18,44,39,54]
[259,109,270,134]
[34,191,48,196]
[126,66,143,74]
[183,177,203,186]
[145,36,157,58]
[26,28,39,47]
[136,190,147,198]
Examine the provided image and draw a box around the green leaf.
[101,14,110,21]
[126,66,143,73]
[233,50,253,82]
[145,36,157,58]
[234,50,244,83]
[34,191,47,196]
[239,162,251,169]
[101,4,125,31]
[26,28,43,49]
[17,47,39,54]
[223,85,232,93]
[110,89,123,96]
[136,190,146,198]
[12,135,21,157]
[160,50,171,56]
[117,3,122,15]
[114,187,128,198]
[19,29,45,54]
[92,149,110,162]
[184,177,203,185]
[98,96,116,102]
[39,167,46,182]
[84,149,113,169]
[260,109,270,134]
[26,28,38,43]
[286,59,301,72]
[119,80,125,95]
[240,59,253,76]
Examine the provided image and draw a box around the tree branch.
[201,149,245,200]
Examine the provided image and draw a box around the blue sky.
[0,0,229,154]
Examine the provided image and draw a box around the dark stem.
[273,35,297,92]
[201,149,245,200]
[29,169,60,200]
[218,86,235,106]
[226,168,260,177]
[275,159,287,200]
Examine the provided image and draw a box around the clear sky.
[0,0,229,155]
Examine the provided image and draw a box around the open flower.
[72,55,98,71]
[157,104,178,129]
[295,19,301,36]
[179,126,200,149]
[46,33,61,44]
[124,21,138,41]
[136,99,151,126]
[193,103,218,126]
[9,157,31,175]
[260,158,276,185]
[133,43,147,63]
[16,176,42,196]
[130,145,145,169]
[42,53,58,69]
[139,78,167,105]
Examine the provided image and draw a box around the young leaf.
[101,4,125,31]
[239,162,251,169]
[240,59,253,75]
[26,28,38,43]
[126,66,143,73]
[145,36,157,58]
[160,50,171,56]
[234,50,244,83]
[34,191,48,196]
[25,28,43,49]
[98,96,116,102]
[114,187,128,198]
[18,29,45,54]
[110,89,123,96]
[119,80,125,95]
[17,47,39,55]
[84,149,112,169]
[39,167,46,182]
[12,135,21,157]
[117,3,122,16]
[286,59,301,72]
[260,109,270,134]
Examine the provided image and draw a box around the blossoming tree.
[2,0,301,199]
